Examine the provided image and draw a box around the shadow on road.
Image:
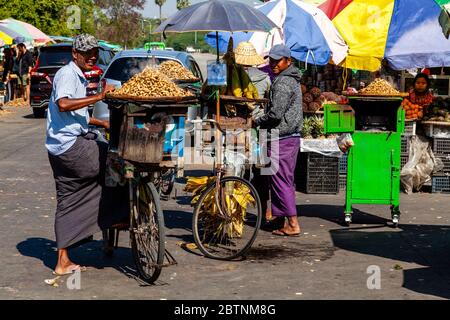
[298,204,389,227]
[330,224,450,299]
[16,237,169,286]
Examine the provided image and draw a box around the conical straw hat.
[234,41,265,66]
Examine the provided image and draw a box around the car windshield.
[39,47,72,67]
[104,57,176,83]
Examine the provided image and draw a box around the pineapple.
[311,116,324,139]
[301,117,313,139]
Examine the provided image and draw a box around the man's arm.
[89,117,109,129]
[57,84,115,112]
[254,79,292,127]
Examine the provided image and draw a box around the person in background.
[17,43,34,103]
[233,41,272,222]
[409,73,434,108]
[253,44,302,236]
[2,47,14,83]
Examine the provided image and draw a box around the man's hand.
[102,120,110,130]
[100,84,116,99]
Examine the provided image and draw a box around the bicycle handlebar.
[187,119,227,134]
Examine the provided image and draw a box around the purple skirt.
[269,137,300,217]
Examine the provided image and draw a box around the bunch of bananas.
[221,39,259,100]
[184,177,255,238]
[228,64,259,99]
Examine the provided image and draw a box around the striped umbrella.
[320,0,450,71]
[205,0,348,66]
[0,18,53,45]
[0,24,26,45]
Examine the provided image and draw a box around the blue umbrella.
[154,0,277,61]
[205,0,348,66]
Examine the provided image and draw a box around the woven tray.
[173,78,201,84]
[219,95,269,104]
[346,93,409,98]
[105,93,198,104]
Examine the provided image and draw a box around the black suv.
[30,43,114,118]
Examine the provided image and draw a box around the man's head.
[17,43,27,54]
[265,44,292,75]
[72,34,100,72]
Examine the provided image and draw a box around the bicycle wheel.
[192,176,262,260]
[129,178,165,284]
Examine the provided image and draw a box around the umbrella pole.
[216,87,221,168]
[216,31,220,63]
[215,31,222,168]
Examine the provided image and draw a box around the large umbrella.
[50,36,74,43]
[205,0,348,66]
[0,18,53,45]
[435,0,450,37]
[154,0,277,61]
[0,25,25,45]
[320,0,450,71]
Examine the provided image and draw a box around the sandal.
[52,265,88,276]
[272,229,300,237]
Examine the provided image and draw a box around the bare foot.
[54,263,82,276]
[282,216,301,234]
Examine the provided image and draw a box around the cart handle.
[187,119,227,134]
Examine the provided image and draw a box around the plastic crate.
[339,174,347,191]
[401,154,409,169]
[296,152,339,194]
[423,123,450,138]
[435,154,450,173]
[403,120,417,136]
[339,154,347,174]
[432,138,450,155]
[401,135,411,155]
[432,176,450,193]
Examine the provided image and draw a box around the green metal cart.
[324,95,406,227]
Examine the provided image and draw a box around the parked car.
[185,46,196,53]
[92,49,203,123]
[30,43,114,118]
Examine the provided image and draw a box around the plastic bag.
[300,138,343,158]
[336,133,355,153]
[400,135,444,194]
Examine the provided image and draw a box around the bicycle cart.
[102,94,196,283]
[188,94,268,260]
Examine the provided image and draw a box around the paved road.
[1,105,450,300]
[190,53,217,80]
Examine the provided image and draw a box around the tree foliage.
[0,0,95,36]
[176,0,190,10]
[94,0,146,47]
